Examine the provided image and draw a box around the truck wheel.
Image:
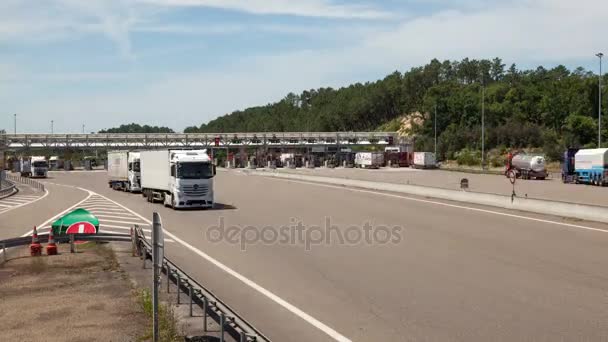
[171,194,176,209]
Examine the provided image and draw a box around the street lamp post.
[597,52,604,148]
[434,104,438,158]
[13,114,16,135]
[82,124,85,134]
[51,120,54,134]
[481,75,485,169]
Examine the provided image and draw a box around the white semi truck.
[107,151,141,192]
[140,149,216,209]
[19,156,48,178]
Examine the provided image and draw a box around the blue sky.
[1,0,606,133]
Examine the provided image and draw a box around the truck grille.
[181,184,209,196]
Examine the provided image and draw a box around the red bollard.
[30,226,42,256]
[46,228,58,256]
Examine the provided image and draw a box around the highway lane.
[41,170,608,341]
[0,180,88,239]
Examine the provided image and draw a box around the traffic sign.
[66,221,97,234]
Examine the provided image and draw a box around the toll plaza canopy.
[51,208,99,235]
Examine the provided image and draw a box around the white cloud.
[136,0,391,19]
[2,0,607,133]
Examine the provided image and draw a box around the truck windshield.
[133,161,140,172]
[177,162,213,179]
[33,161,48,167]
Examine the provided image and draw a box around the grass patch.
[136,288,181,342]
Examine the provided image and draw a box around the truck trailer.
[107,151,141,192]
[412,152,436,169]
[140,149,216,209]
[505,152,547,180]
[355,152,384,169]
[562,148,608,186]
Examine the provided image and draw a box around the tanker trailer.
[505,152,547,180]
[573,148,608,186]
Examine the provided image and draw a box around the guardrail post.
[176,273,181,304]
[189,285,194,316]
[240,332,248,342]
[131,227,137,256]
[220,313,226,342]
[166,267,171,293]
[69,234,75,253]
[202,297,208,332]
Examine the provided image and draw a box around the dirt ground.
[0,244,148,342]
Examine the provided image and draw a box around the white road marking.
[98,218,148,225]
[94,213,142,220]
[94,192,352,342]
[0,188,49,216]
[277,178,608,234]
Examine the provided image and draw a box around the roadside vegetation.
[136,288,181,342]
[180,57,605,165]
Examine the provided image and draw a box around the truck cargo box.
[107,151,129,181]
[140,150,171,192]
[413,152,436,169]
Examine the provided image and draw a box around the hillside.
[184,58,606,161]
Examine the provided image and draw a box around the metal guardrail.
[0,228,270,341]
[5,173,45,192]
[0,180,16,197]
[133,226,270,342]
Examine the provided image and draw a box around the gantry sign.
[0,132,401,152]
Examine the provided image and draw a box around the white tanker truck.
[505,152,547,180]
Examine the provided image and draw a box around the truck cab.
[31,157,49,178]
[127,152,141,192]
[166,150,215,209]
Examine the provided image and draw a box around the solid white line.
[277,178,608,234]
[94,192,352,342]
[0,188,50,216]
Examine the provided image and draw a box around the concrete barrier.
[248,170,608,224]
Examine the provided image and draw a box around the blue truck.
[562,148,608,186]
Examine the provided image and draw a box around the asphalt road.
[4,170,608,341]
[269,166,608,207]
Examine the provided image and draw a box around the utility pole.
[434,104,437,158]
[13,114,16,135]
[82,124,85,134]
[481,74,485,169]
[597,52,604,148]
[51,120,54,134]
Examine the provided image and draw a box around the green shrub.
[455,148,481,166]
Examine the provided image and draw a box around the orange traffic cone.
[30,226,42,256]
[46,228,58,256]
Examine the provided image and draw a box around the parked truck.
[505,152,547,180]
[140,149,216,209]
[562,148,608,186]
[355,152,384,169]
[49,156,64,170]
[412,152,436,169]
[107,151,141,192]
[19,156,48,178]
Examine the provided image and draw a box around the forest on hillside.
[98,123,174,134]
[184,58,606,163]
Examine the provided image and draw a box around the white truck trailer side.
[20,156,48,178]
[355,152,384,169]
[413,152,436,169]
[140,150,215,209]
